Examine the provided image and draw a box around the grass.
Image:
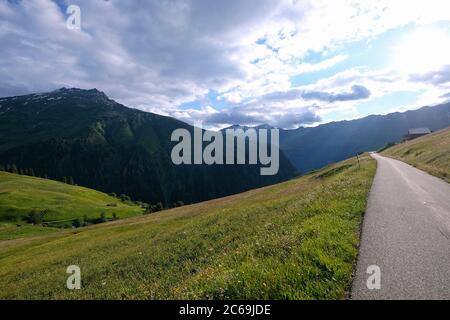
[0,223,59,241]
[382,127,450,182]
[0,155,376,299]
[0,171,144,239]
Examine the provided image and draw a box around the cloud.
[200,105,321,129]
[273,109,322,128]
[1,0,450,128]
[409,65,450,85]
[293,54,349,75]
[301,85,371,102]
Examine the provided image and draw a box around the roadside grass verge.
[382,127,450,182]
[0,155,376,299]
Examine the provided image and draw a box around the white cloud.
[1,0,449,128]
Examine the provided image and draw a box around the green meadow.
[0,155,376,299]
[0,171,143,239]
[383,127,450,182]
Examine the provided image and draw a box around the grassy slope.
[382,127,450,182]
[0,155,376,299]
[0,223,59,241]
[0,171,143,239]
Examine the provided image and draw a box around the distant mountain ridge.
[220,103,450,174]
[279,103,450,173]
[0,88,295,205]
[222,124,277,131]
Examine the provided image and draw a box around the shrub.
[143,205,154,215]
[73,217,85,228]
[25,209,46,225]
[172,201,184,208]
[119,194,131,202]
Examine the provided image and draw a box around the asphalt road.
[351,153,450,300]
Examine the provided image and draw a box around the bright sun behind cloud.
[392,26,450,74]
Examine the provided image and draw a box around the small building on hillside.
[402,128,431,141]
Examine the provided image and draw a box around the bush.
[25,209,46,225]
[73,217,85,228]
[142,202,166,215]
[172,201,184,208]
[143,206,153,215]
[100,212,107,223]
[119,194,131,202]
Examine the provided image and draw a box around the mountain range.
[1,88,449,205]
[279,103,450,173]
[225,103,450,173]
[0,88,294,205]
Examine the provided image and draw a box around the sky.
[1,0,450,130]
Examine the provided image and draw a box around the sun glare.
[392,26,450,74]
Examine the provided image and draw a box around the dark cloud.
[409,65,450,85]
[258,89,302,101]
[251,84,372,106]
[0,0,282,104]
[251,84,371,106]
[301,85,371,102]
[204,110,261,126]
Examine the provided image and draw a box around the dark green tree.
[155,202,164,212]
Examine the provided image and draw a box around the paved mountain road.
[351,153,450,300]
